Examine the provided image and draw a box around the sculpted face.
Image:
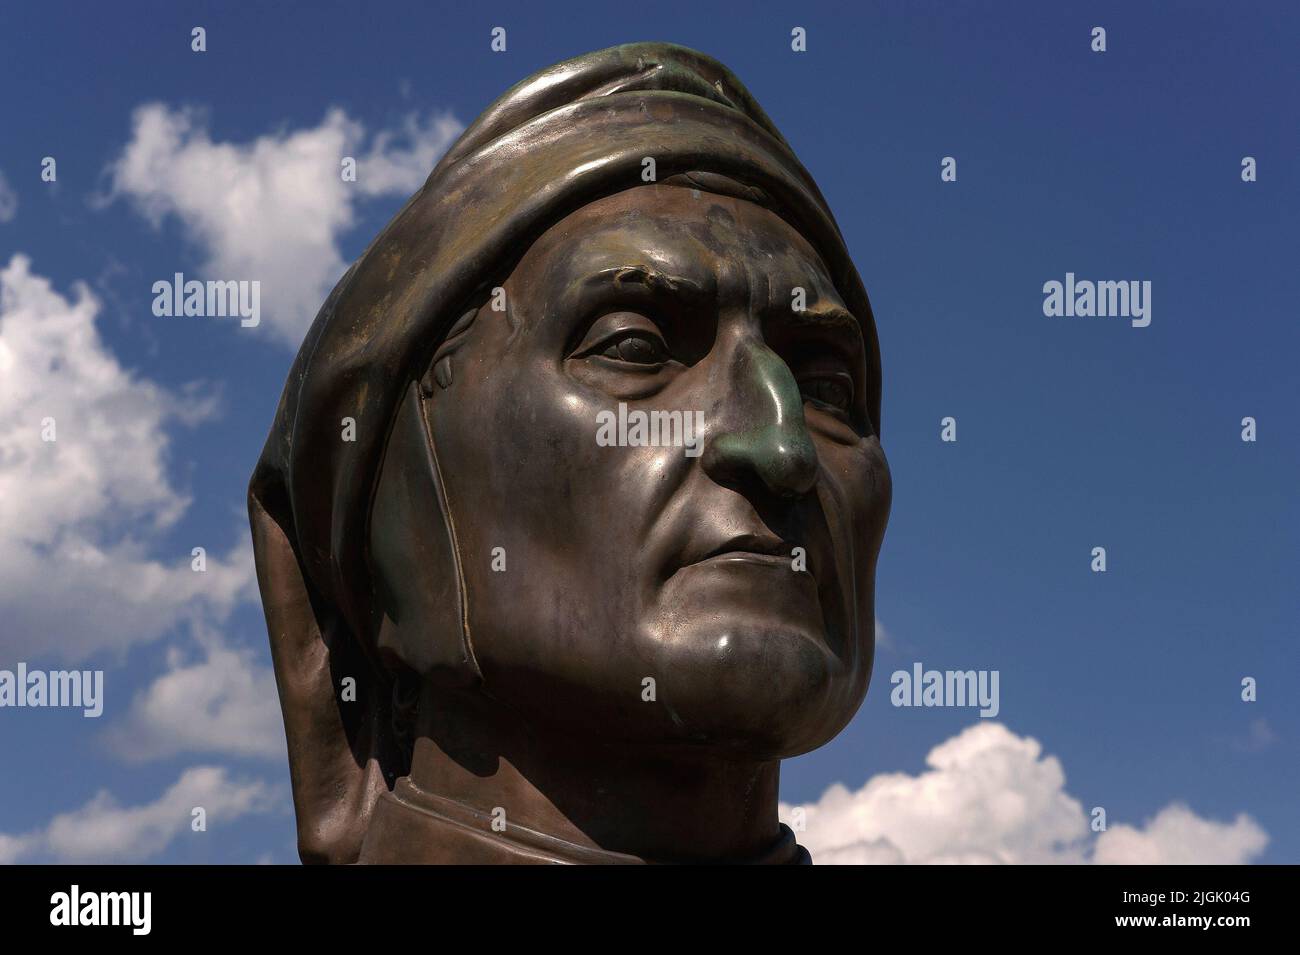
[412,183,890,757]
[252,44,891,863]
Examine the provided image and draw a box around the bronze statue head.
[249,42,889,864]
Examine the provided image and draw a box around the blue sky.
[0,0,1295,864]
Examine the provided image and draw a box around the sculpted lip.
[686,533,812,579]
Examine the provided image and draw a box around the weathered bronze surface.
[249,42,890,864]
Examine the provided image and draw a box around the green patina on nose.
[710,344,818,497]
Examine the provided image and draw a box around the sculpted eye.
[572,311,673,368]
[600,333,670,365]
[799,372,853,412]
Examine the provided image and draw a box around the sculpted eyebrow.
[798,302,858,327]
[581,265,713,302]
[776,302,865,356]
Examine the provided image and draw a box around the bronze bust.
[248,42,890,864]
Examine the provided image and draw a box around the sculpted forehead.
[510,184,844,313]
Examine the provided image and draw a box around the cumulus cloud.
[781,723,1268,865]
[0,169,16,222]
[105,103,462,347]
[0,255,255,662]
[0,766,279,863]
[1093,803,1269,865]
[103,625,285,763]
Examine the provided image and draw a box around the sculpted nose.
[702,341,819,499]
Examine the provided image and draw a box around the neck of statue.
[356,686,808,864]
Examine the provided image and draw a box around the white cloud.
[874,618,894,653]
[0,169,16,222]
[782,722,1268,865]
[1094,803,1268,865]
[0,255,255,662]
[104,625,285,763]
[0,766,279,863]
[351,111,464,198]
[0,832,38,865]
[105,103,462,347]
[1229,717,1278,753]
